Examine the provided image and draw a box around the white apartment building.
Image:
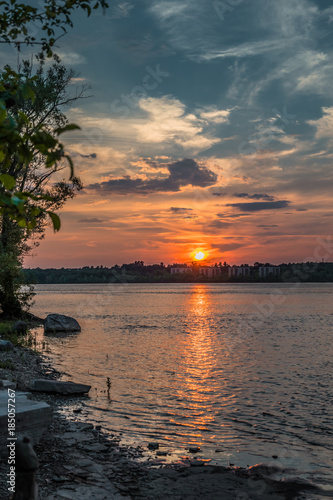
[228,266,251,277]
[198,266,221,278]
[170,266,192,274]
[258,266,280,277]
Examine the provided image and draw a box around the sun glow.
[194,251,205,261]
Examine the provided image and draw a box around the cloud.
[89,158,217,195]
[226,200,290,212]
[150,1,189,21]
[69,97,226,156]
[233,193,276,201]
[170,207,193,213]
[56,52,87,65]
[110,2,134,18]
[217,243,245,252]
[216,213,251,219]
[70,77,86,83]
[135,96,222,151]
[72,152,97,159]
[198,107,232,124]
[257,224,280,228]
[200,39,293,61]
[307,107,333,139]
[209,220,233,229]
[170,207,197,220]
[77,218,108,223]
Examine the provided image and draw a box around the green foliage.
[0,0,109,56]
[0,60,86,317]
[0,65,82,231]
[0,214,35,318]
[0,320,39,350]
[0,1,108,318]
[0,0,108,228]
[0,319,14,335]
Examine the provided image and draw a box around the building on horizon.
[169,262,281,278]
[198,266,221,278]
[228,265,251,277]
[169,265,192,275]
[257,265,280,277]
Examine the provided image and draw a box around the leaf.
[21,83,35,102]
[0,173,16,190]
[54,123,81,135]
[0,99,6,121]
[81,3,92,16]
[26,219,37,230]
[64,154,74,178]
[10,195,25,206]
[48,211,61,232]
[17,218,27,228]
[30,207,41,217]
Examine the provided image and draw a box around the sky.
[5,0,333,267]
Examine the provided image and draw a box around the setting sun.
[194,251,205,261]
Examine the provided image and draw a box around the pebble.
[148,442,159,450]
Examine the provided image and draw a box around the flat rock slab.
[0,391,52,456]
[0,379,16,390]
[0,340,14,351]
[44,314,81,333]
[30,379,91,395]
[45,484,129,499]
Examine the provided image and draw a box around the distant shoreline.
[23,262,333,284]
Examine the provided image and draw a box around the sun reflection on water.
[172,285,222,444]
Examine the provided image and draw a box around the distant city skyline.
[9,0,331,268]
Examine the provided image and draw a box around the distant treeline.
[23,261,333,284]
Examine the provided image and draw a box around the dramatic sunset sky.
[9,1,333,267]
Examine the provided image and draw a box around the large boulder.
[30,379,91,395]
[44,314,81,333]
[12,320,28,335]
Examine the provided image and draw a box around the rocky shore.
[0,341,328,499]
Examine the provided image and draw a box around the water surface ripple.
[32,283,333,487]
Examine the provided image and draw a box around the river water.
[31,283,333,490]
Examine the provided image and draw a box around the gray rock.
[47,483,124,499]
[0,339,14,351]
[0,392,52,456]
[44,314,81,333]
[189,446,200,453]
[148,442,159,450]
[0,379,16,390]
[30,379,91,395]
[68,422,94,432]
[12,320,28,335]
